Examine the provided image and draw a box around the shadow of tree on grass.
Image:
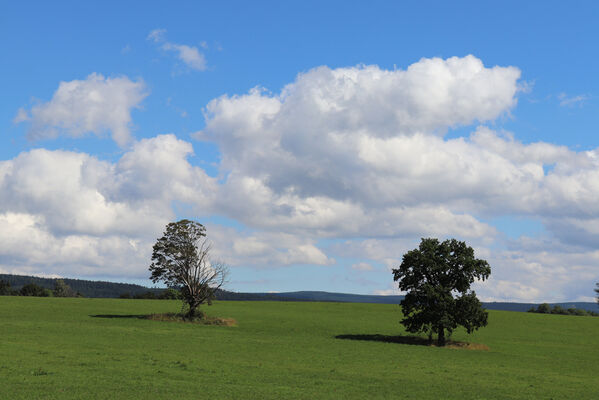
[335,334,433,346]
[335,334,489,350]
[90,314,147,319]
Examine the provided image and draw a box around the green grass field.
[1,297,598,399]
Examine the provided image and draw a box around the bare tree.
[149,219,228,318]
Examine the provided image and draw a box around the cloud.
[147,29,166,43]
[162,43,206,71]
[192,55,599,300]
[352,262,374,271]
[195,54,599,233]
[13,108,28,123]
[373,289,397,296]
[0,211,151,279]
[208,226,334,268]
[475,240,599,302]
[558,93,589,107]
[148,28,207,71]
[198,57,521,210]
[5,55,599,301]
[15,73,147,147]
[0,135,217,279]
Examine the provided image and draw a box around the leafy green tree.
[134,291,157,299]
[551,305,567,315]
[20,283,49,297]
[53,279,76,297]
[568,307,588,316]
[159,288,181,300]
[149,220,228,318]
[392,238,491,346]
[0,280,11,295]
[536,303,551,314]
[595,283,598,306]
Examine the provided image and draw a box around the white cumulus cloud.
[15,73,147,147]
[5,55,599,302]
[192,55,599,301]
[0,134,217,278]
[148,28,207,71]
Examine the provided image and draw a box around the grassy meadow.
[1,296,598,399]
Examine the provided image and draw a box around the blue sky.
[2,1,599,302]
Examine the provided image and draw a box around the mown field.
[1,297,598,399]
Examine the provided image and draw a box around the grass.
[1,297,598,399]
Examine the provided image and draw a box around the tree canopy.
[392,238,491,345]
[19,283,50,297]
[0,279,12,296]
[53,279,77,297]
[149,219,228,318]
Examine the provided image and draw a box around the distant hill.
[0,273,295,301]
[0,274,163,298]
[259,291,404,304]
[258,291,599,312]
[1,274,597,312]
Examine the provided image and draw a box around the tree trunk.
[187,301,198,319]
[437,326,446,346]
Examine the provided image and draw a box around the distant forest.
[0,274,293,301]
[1,273,597,313]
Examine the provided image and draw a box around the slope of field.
[1,297,598,399]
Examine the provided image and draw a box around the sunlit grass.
[1,297,598,399]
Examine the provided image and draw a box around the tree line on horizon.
[528,302,599,317]
[0,273,295,301]
[0,279,82,298]
[0,274,161,298]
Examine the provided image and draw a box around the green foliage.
[527,303,599,317]
[159,288,181,300]
[551,305,566,315]
[0,279,12,295]
[53,279,76,297]
[19,283,49,297]
[150,219,228,317]
[134,291,157,300]
[596,282,599,305]
[568,307,586,316]
[393,238,490,345]
[536,303,551,313]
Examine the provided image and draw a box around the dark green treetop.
[19,283,49,297]
[0,279,11,295]
[392,238,491,346]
